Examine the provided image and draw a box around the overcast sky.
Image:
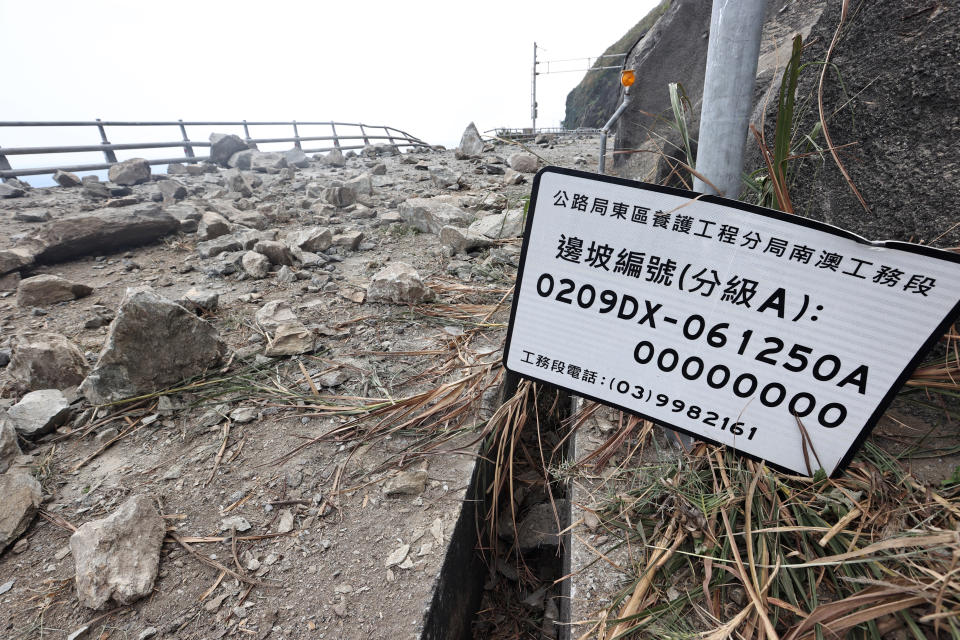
[0,0,657,164]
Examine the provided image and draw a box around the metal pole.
[531,42,537,131]
[178,119,195,159]
[96,118,118,163]
[292,120,302,149]
[692,0,766,198]
[597,87,631,174]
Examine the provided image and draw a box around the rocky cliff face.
[572,0,959,245]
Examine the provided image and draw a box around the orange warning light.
[620,69,636,87]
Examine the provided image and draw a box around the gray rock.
[324,148,346,167]
[429,166,461,189]
[370,163,387,176]
[286,226,332,253]
[196,211,232,242]
[253,240,295,266]
[241,251,271,279]
[456,122,484,158]
[399,198,474,234]
[503,169,525,185]
[469,208,526,239]
[197,235,243,259]
[209,133,249,166]
[383,470,428,497]
[0,418,22,473]
[322,186,356,208]
[165,203,202,234]
[54,170,82,187]
[7,332,89,392]
[14,209,51,223]
[70,495,165,609]
[332,231,364,251]
[255,300,298,331]
[250,152,288,173]
[508,153,538,173]
[439,225,493,254]
[157,179,187,201]
[0,473,42,551]
[16,274,93,307]
[275,265,296,283]
[282,148,310,168]
[0,272,20,292]
[226,149,256,170]
[224,169,254,197]
[345,173,373,196]
[178,288,219,313]
[0,247,35,276]
[517,500,570,551]
[264,323,315,357]
[367,262,434,304]
[80,288,226,404]
[235,228,276,249]
[108,158,152,186]
[30,204,178,264]
[82,181,111,199]
[6,389,71,439]
[0,182,25,198]
[229,209,269,230]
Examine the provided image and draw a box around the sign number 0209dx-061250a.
[504,167,960,477]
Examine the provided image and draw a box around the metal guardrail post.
[0,146,12,174]
[359,125,370,146]
[292,121,302,149]
[96,118,118,164]
[329,122,341,150]
[384,127,396,145]
[178,119,195,159]
[242,120,251,142]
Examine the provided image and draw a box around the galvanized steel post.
[96,118,117,164]
[692,0,766,197]
[178,119,195,159]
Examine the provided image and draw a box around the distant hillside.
[562,1,670,129]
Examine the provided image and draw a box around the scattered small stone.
[108,158,152,186]
[277,509,294,534]
[229,407,257,424]
[383,470,428,497]
[0,472,42,551]
[16,274,93,307]
[7,332,89,392]
[0,579,14,595]
[367,262,434,304]
[385,543,410,567]
[220,516,252,532]
[6,389,71,439]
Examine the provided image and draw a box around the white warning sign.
[504,167,960,476]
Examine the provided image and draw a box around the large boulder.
[107,158,152,186]
[0,473,42,551]
[7,333,89,392]
[16,274,93,307]
[468,208,527,239]
[70,495,165,609]
[5,389,71,439]
[286,226,332,253]
[241,250,271,278]
[253,240,295,266]
[367,262,435,304]
[0,418,22,473]
[29,204,178,264]
[282,148,309,168]
[508,153,538,173]
[79,288,226,404]
[209,133,249,166]
[196,211,232,242]
[324,148,346,167]
[399,198,474,234]
[456,122,484,158]
[53,169,82,188]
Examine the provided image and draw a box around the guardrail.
[0,120,431,179]
[487,127,603,141]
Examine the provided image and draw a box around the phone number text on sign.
[504,168,960,477]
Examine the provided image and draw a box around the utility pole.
[531,42,538,131]
[692,0,766,197]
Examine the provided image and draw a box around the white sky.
[0,0,657,163]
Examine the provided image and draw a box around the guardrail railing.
[487,127,603,140]
[0,120,431,179]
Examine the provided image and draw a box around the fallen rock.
[324,148,346,167]
[321,186,356,208]
[30,204,178,264]
[70,495,165,609]
[282,148,309,168]
[346,173,373,196]
[250,152,288,173]
[6,389,71,439]
[429,166,461,189]
[383,470,428,497]
[508,152,538,173]
[157,179,187,201]
[0,418,22,473]
[456,122,484,158]
[197,234,243,259]
[517,500,569,551]
[0,271,20,292]
[367,262,434,304]
[224,169,254,196]
[8,332,89,392]
[255,300,298,331]
[108,158,152,186]
[80,288,226,404]
[469,208,526,239]
[332,230,364,251]
[253,240,295,266]
[53,169,82,187]
[0,473,42,551]
[178,288,219,313]
[196,211,232,241]
[241,250,271,278]
[164,203,201,233]
[440,225,493,254]
[209,133,249,166]
[16,274,93,307]
[0,182,25,198]
[399,198,473,234]
[0,247,35,276]
[264,323,315,357]
[286,226,332,253]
